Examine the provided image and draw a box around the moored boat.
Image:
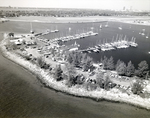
[146,33,149,39]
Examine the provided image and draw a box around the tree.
[126,61,135,77]
[82,56,94,71]
[37,57,50,69]
[101,56,108,69]
[37,57,45,68]
[96,71,104,88]
[54,65,63,81]
[67,53,73,64]
[66,52,83,67]
[131,80,144,95]
[116,62,126,75]
[103,75,112,90]
[65,63,77,86]
[24,55,31,60]
[106,56,114,70]
[72,52,82,67]
[96,72,112,90]
[115,59,122,70]
[8,32,14,37]
[136,61,149,77]
[81,53,87,65]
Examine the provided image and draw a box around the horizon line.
[0,6,149,12]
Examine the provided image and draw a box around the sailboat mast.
[30,22,34,34]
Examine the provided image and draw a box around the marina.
[22,22,139,55]
[1,20,150,67]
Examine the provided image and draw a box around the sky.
[0,0,150,11]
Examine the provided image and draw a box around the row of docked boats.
[80,35,138,53]
[49,31,98,43]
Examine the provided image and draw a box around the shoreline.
[7,16,150,26]
[1,38,150,110]
[36,74,150,111]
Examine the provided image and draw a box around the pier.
[49,31,98,43]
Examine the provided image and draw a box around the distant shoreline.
[6,16,150,25]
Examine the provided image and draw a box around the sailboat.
[129,37,138,47]
[30,22,34,34]
[118,24,122,30]
[100,24,102,29]
[91,27,94,32]
[51,26,55,33]
[146,33,149,39]
[69,27,71,31]
[54,25,59,32]
[141,33,145,36]
[141,29,145,36]
[69,41,80,52]
[105,22,108,27]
